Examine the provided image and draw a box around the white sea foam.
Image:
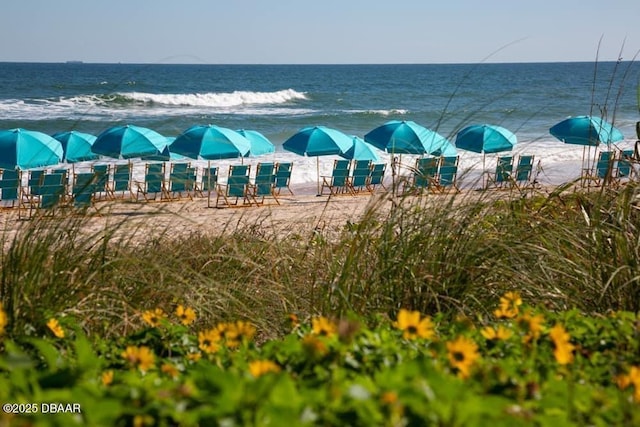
[120,89,307,107]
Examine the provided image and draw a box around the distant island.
[65,60,84,64]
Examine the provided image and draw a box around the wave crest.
[116,89,307,108]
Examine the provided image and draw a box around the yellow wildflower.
[380,391,399,405]
[142,308,165,328]
[493,291,522,319]
[302,334,329,359]
[616,366,640,403]
[175,305,196,326]
[46,318,65,338]
[198,328,221,354]
[311,316,337,337]
[248,360,281,378]
[480,325,513,341]
[161,363,179,378]
[287,313,300,329]
[101,370,114,386]
[0,305,7,336]
[517,311,544,343]
[446,336,480,379]
[234,320,257,343]
[187,352,202,362]
[394,309,435,340]
[121,345,155,372]
[549,323,575,365]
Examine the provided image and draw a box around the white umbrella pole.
[316,157,321,196]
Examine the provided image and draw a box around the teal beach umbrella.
[549,116,624,146]
[92,125,168,159]
[52,130,98,163]
[0,128,63,170]
[455,124,517,154]
[364,120,451,155]
[171,125,251,160]
[236,129,275,157]
[341,136,381,162]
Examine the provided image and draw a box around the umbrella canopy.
[341,136,381,162]
[364,120,451,155]
[549,116,624,146]
[142,137,186,161]
[283,126,352,157]
[236,129,275,156]
[455,124,517,153]
[0,128,63,170]
[52,130,98,163]
[171,125,251,160]
[92,124,167,159]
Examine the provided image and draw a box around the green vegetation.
[1,182,640,425]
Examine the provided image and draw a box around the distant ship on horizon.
[65,60,83,64]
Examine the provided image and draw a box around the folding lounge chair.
[485,156,513,189]
[167,162,193,200]
[512,155,535,190]
[583,151,615,187]
[136,163,167,202]
[366,163,386,193]
[216,165,253,208]
[71,172,98,210]
[407,157,440,193]
[273,162,294,196]
[616,149,634,183]
[0,169,20,209]
[251,162,278,205]
[111,163,132,199]
[436,156,460,193]
[321,160,352,196]
[91,164,110,200]
[28,172,66,216]
[348,160,372,194]
[198,165,218,199]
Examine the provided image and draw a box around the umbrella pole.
[316,157,321,196]
[207,160,212,208]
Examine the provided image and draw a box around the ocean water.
[1,62,639,190]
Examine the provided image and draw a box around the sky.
[1,0,639,64]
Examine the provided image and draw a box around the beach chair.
[320,160,352,196]
[615,149,634,184]
[197,165,218,198]
[512,155,535,190]
[27,172,66,216]
[485,156,513,189]
[273,162,294,196]
[91,164,110,200]
[71,172,98,210]
[347,160,372,194]
[0,169,21,209]
[407,157,440,193]
[167,162,193,200]
[250,162,278,205]
[583,151,615,187]
[435,156,460,193]
[216,164,253,208]
[136,162,167,202]
[366,163,387,193]
[111,163,132,199]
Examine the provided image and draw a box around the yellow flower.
[175,305,196,326]
[234,320,257,343]
[101,370,114,386]
[121,346,155,372]
[480,325,513,341]
[380,391,398,405]
[287,313,300,329]
[142,308,165,328]
[302,334,329,359]
[394,309,435,340]
[312,316,337,337]
[500,291,522,310]
[46,318,65,338]
[446,336,480,379]
[616,366,640,403]
[517,311,544,343]
[0,305,7,336]
[161,363,179,378]
[248,360,281,378]
[187,352,202,362]
[198,328,221,354]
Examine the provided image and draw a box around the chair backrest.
[226,165,250,197]
[0,169,20,201]
[331,160,351,187]
[495,156,514,183]
[28,170,46,194]
[595,151,615,179]
[515,155,534,182]
[254,163,276,196]
[144,163,165,193]
[169,162,190,192]
[351,160,371,188]
[438,156,459,187]
[274,162,292,190]
[113,164,132,192]
[368,163,386,186]
[618,149,634,178]
[201,166,218,192]
[91,164,110,192]
[72,172,96,208]
[34,173,65,208]
[414,157,440,188]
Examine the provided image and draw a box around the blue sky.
[1,0,639,64]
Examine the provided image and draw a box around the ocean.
[1,61,639,189]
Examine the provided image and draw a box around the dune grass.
[1,180,639,343]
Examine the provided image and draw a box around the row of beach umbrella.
[0,116,625,172]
